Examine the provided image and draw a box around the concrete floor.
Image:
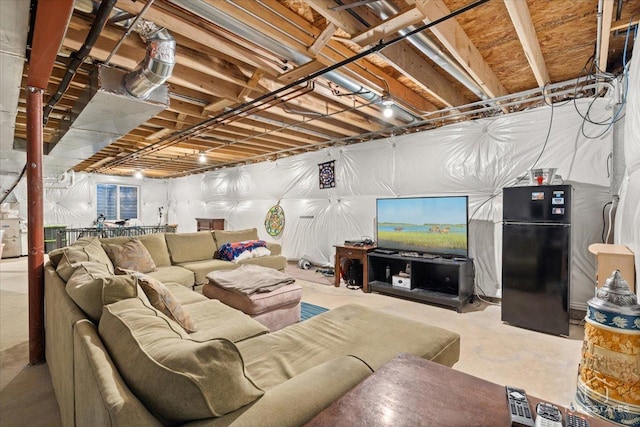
[0,257,586,426]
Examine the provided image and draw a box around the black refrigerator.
[501,185,571,336]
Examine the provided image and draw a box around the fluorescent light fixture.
[382,99,394,118]
[199,152,207,163]
[134,170,143,179]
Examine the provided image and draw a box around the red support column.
[26,86,45,365]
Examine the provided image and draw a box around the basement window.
[96,184,139,221]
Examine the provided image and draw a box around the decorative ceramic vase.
[576,270,640,426]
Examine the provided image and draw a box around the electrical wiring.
[573,18,636,140]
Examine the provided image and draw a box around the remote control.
[506,386,535,427]
[535,402,562,427]
[566,412,590,427]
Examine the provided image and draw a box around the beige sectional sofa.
[45,229,461,426]
[98,228,287,287]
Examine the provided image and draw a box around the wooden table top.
[306,353,613,427]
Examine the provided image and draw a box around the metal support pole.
[26,86,45,365]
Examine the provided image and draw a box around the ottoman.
[203,265,302,331]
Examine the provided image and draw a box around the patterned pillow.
[103,239,157,274]
[118,268,196,333]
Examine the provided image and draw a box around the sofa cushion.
[238,255,287,271]
[65,262,137,323]
[237,304,460,390]
[164,282,208,306]
[56,238,115,281]
[119,269,196,333]
[100,234,172,267]
[165,232,217,264]
[176,259,239,285]
[185,299,269,343]
[214,228,259,247]
[104,239,157,274]
[48,236,98,267]
[145,265,195,288]
[99,298,264,424]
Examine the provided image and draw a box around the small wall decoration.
[318,160,335,189]
[264,204,285,236]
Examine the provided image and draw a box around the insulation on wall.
[171,98,615,307]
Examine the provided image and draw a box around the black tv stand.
[367,252,474,312]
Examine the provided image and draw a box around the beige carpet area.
[1,257,586,426]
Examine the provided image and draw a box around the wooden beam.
[305,0,365,34]
[278,60,328,84]
[598,0,615,72]
[415,0,508,99]
[611,18,640,32]
[115,0,281,75]
[238,70,265,101]
[504,0,549,88]
[308,23,337,57]
[145,128,173,141]
[380,43,470,107]
[352,7,425,47]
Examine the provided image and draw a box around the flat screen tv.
[376,196,468,257]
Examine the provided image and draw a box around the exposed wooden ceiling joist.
[7,0,636,178]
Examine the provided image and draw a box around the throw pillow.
[99,298,263,423]
[65,262,137,323]
[103,239,157,274]
[56,238,115,281]
[119,268,196,333]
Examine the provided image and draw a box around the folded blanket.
[206,264,295,295]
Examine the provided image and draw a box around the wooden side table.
[334,244,376,292]
[196,218,225,231]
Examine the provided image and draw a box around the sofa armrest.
[265,242,281,256]
[183,355,372,427]
[74,319,164,427]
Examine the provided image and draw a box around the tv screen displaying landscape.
[376,196,468,257]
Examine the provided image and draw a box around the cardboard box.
[588,244,635,292]
[392,275,413,289]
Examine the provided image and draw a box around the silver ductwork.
[45,5,174,166]
[123,20,176,99]
[47,65,169,163]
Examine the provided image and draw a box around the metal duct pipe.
[168,0,417,122]
[123,20,176,99]
[369,0,487,100]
